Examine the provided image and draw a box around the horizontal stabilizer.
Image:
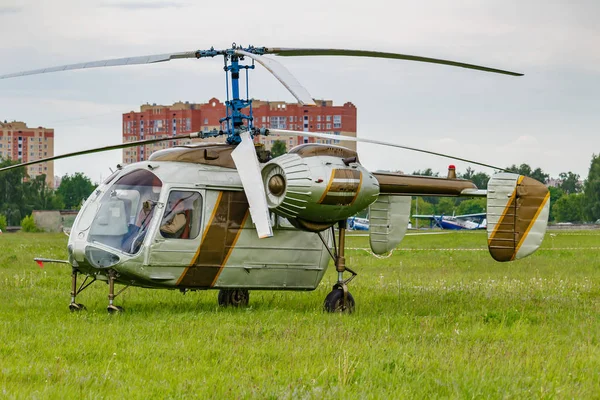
[486,173,550,261]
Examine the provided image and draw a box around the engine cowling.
[261,144,379,231]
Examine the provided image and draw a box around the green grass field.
[1,231,599,398]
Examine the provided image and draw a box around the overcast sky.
[1,0,598,182]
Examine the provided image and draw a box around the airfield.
[1,229,598,398]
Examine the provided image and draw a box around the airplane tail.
[486,173,550,261]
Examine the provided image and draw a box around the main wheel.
[218,289,250,307]
[323,289,355,313]
[107,305,124,314]
[69,303,86,312]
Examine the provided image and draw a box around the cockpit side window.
[160,191,202,240]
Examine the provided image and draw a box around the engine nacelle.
[261,144,380,231]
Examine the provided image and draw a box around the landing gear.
[106,269,129,314]
[218,289,250,307]
[69,267,95,312]
[319,220,357,314]
[324,286,355,313]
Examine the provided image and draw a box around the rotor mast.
[195,44,264,145]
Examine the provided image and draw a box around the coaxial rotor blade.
[230,131,273,239]
[0,132,203,173]
[268,128,506,171]
[0,51,199,80]
[265,48,523,76]
[235,49,316,106]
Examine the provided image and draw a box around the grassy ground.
[1,231,599,398]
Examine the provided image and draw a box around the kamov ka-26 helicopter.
[0,44,550,313]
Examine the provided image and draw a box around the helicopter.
[0,44,550,313]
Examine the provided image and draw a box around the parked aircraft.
[413,213,487,230]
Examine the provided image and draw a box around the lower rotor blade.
[0,132,203,173]
[268,129,506,171]
[265,48,523,77]
[231,131,273,239]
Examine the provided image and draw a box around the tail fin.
[486,173,550,261]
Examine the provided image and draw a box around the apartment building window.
[326,123,331,129]
[317,115,321,122]
[333,115,342,128]
[326,116,331,121]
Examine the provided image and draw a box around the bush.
[21,215,43,232]
[0,214,6,231]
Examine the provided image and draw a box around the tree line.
[0,157,95,227]
[410,154,600,223]
[2,152,600,229]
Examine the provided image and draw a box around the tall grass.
[1,231,599,398]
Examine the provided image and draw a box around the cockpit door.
[147,189,204,268]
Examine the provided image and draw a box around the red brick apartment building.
[122,99,357,164]
[0,121,54,187]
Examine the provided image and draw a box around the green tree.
[0,158,26,224]
[0,214,6,231]
[460,167,490,189]
[270,140,287,158]
[547,186,565,222]
[411,197,434,227]
[412,168,439,177]
[506,163,549,184]
[583,154,600,222]
[456,198,486,215]
[56,173,96,209]
[21,214,42,232]
[552,193,584,222]
[558,171,582,194]
[435,197,456,215]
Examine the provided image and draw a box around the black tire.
[107,305,124,314]
[69,303,86,312]
[218,289,250,307]
[323,289,355,313]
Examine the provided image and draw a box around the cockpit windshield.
[88,169,162,254]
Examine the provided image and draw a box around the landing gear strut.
[319,220,357,313]
[69,267,96,312]
[107,269,129,314]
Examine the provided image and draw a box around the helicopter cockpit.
[86,169,163,255]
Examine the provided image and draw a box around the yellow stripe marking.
[350,171,363,205]
[317,170,336,204]
[210,210,250,287]
[512,191,550,260]
[176,191,223,286]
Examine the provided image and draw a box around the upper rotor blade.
[235,49,316,106]
[230,131,273,239]
[265,48,523,77]
[0,132,202,173]
[0,51,198,80]
[268,129,506,171]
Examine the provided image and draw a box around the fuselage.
[68,145,333,290]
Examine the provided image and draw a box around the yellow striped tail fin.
[486,173,550,262]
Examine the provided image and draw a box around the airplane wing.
[412,215,437,220]
[456,213,486,219]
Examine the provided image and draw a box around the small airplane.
[0,44,550,313]
[347,216,370,231]
[413,213,487,230]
